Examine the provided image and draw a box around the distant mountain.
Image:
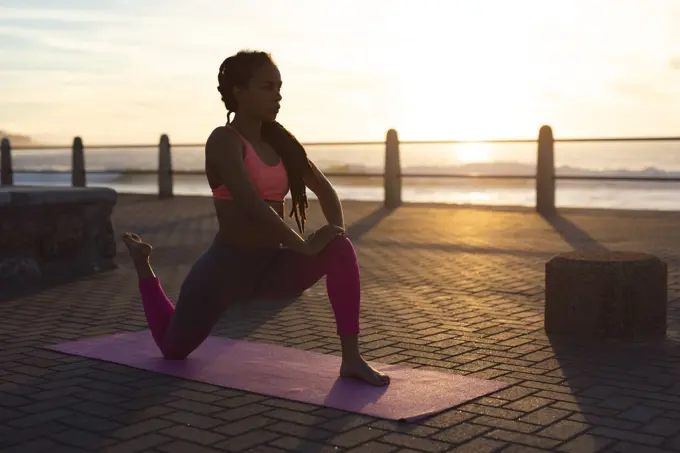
[0,130,35,147]
[322,161,680,179]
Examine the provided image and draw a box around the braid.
[261,121,311,234]
[216,50,311,234]
[217,57,239,123]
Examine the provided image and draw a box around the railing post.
[158,134,173,198]
[536,125,555,214]
[1,138,12,186]
[72,136,85,187]
[384,129,402,208]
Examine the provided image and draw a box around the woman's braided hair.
[217,50,311,234]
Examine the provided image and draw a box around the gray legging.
[138,235,361,359]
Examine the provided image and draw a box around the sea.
[7,140,680,211]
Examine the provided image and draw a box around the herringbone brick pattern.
[2,194,680,452]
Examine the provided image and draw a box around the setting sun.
[457,143,493,163]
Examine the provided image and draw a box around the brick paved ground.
[2,194,680,453]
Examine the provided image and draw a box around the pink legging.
[137,235,360,359]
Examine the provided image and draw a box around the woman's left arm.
[303,160,345,229]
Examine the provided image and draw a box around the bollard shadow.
[344,205,397,243]
[540,211,607,251]
[536,211,680,448]
[542,332,680,451]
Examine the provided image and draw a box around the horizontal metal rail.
[9,168,680,183]
[8,136,680,151]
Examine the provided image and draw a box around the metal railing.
[2,126,679,213]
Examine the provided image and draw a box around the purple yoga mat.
[47,330,509,421]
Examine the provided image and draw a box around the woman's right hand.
[303,224,345,256]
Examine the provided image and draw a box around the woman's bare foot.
[122,233,156,281]
[340,356,390,386]
[122,232,152,263]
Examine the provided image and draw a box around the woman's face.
[234,63,282,122]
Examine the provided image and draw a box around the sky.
[1,0,679,145]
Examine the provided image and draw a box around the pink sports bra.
[212,126,289,201]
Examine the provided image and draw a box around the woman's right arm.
[206,127,312,255]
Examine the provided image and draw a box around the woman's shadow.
[323,375,390,412]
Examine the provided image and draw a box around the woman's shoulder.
[207,125,241,143]
[205,126,243,155]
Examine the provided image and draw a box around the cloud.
[0,5,130,24]
[3,0,680,144]
[612,81,672,101]
[0,26,138,55]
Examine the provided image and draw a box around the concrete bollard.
[158,134,173,198]
[545,250,667,340]
[536,125,555,214]
[1,138,12,186]
[384,129,402,209]
[72,137,86,187]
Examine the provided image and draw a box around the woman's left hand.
[308,224,345,240]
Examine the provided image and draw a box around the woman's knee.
[160,330,205,360]
[321,235,357,261]
[158,301,217,361]
[158,335,190,360]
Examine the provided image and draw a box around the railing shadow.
[354,239,556,259]
[542,332,680,451]
[345,206,397,243]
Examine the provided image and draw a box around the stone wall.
[0,186,117,298]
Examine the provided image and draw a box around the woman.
[122,50,389,386]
